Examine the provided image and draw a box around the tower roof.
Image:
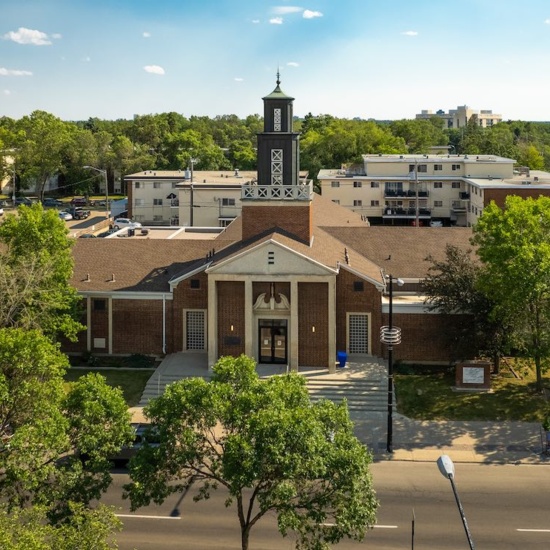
[262,72,294,101]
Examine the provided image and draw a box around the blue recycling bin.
[337,351,347,368]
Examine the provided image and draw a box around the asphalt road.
[104,462,550,549]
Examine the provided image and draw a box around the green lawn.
[64,368,152,407]
[394,361,550,422]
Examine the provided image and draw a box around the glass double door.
[258,319,287,364]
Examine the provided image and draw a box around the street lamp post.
[437,455,475,550]
[380,274,403,453]
[83,166,109,219]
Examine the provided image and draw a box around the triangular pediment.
[206,240,336,276]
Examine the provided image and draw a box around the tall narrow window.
[273,108,282,132]
[271,149,283,185]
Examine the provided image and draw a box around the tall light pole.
[380,274,403,453]
[83,166,109,219]
[437,455,475,550]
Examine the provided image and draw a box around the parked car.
[113,218,142,230]
[70,197,88,207]
[42,198,64,208]
[14,197,32,207]
[70,207,91,220]
[429,220,443,227]
[109,423,160,466]
[59,211,73,221]
[78,233,97,238]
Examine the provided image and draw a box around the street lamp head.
[437,454,455,479]
[385,274,405,287]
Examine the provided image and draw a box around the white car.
[59,211,73,221]
[113,218,142,230]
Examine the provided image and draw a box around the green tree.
[11,111,74,199]
[125,355,378,550]
[0,204,83,340]
[0,328,134,517]
[423,245,511,372]
[472,196,550,391]
[516,144,544,170]
[0,503,121,550]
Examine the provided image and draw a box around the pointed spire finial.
[276,67,280,87]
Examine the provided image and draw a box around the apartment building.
[318,154,550,227]
[124,169,256,227]
[416,105,502,128]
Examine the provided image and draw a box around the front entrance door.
[258,319,287,364]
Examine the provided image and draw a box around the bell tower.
[241,74,313,244]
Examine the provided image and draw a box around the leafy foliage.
[125,354,378,550]
[0,204,83,340]
[473,196,550,391]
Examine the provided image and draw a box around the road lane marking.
[517,529,550,532]
[116,514,180,520]
[374,525,398,529]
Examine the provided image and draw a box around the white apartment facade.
[416,105,502,128]
[317,154,519,227]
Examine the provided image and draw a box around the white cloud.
[270,17,284,25]
[0,68,32,76]
[401,30,418,36]
[251,19,260,24]
[144,65,165,75]
[303,10,323,19]
[51,33,62,39]
[272,6,303,15]
[234,77,244,82]
[3,90,11,95]
[287,61,299,67]
[545,19,550,24]
[143,31,151,38]
[2,27,52,46]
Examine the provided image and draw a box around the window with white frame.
[221,198,236,206]
[153,182,161,189]
[153,198,163,206]
[417,164,427,173]
[135,182,141,189]
[434,200,443,207]
[271,149,283,185]
[185,310,206,350]
[353,200,362,207]
[331,181,340,188]
[434,164,443,171]
[452,164,460,171]
[348,313,370,354]
[353,181,362,188]
[370,181,379,188]
[135,198,145,207]
[153,215,163,221]
[371,200,380,207]
[433,181,443,188]
[452,181,461,189]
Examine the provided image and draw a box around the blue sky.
[2,0,550,121]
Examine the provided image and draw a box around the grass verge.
[64,368,152,407]
[394,361,550,422]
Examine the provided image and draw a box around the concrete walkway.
[134,352,549,465]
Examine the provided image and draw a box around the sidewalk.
[353,414,548,465]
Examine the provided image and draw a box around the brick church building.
[67,78,472,372]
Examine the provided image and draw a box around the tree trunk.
[492,352,500,376]
[241,526,250,550]
[535,355,543,393]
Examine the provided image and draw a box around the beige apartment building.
[318,154,550,227]
[416,105,502,128]
[125,169,256,227]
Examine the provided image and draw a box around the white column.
[207,277,217,369]
[290,279,299,371]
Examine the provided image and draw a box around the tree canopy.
[0,203,83,340]
[472,196,550,390]
[125,354,378,550]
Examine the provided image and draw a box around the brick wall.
[336,269,383,356]
[112,300,164,354]
[241,204,311,243]
[170,272,209,353]
[298,282,328,367]
[217,281,245,357]
[484,187,550,208]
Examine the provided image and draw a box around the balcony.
[384,189,429,198]
[459,192,470,200]
[383,207,432,218]
[451,201,467,212]
[170,199,179,207]
[242,182,313,201]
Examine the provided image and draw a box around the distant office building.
[416,105,502,128]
